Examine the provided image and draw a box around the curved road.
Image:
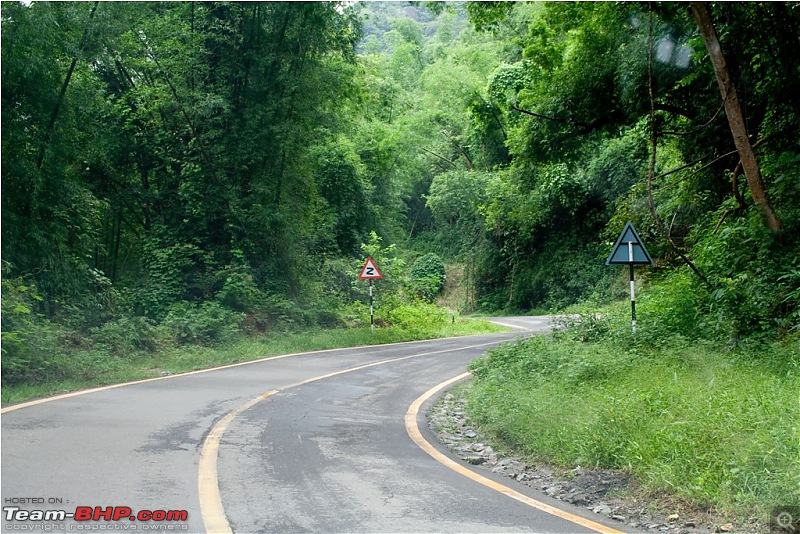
[1,317,629,533]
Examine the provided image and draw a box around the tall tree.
[691,2,782,232]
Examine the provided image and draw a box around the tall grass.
[467,324,800,520]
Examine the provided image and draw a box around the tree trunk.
[691,2,782,233]
[647,6,711,288]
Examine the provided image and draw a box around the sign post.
[606,222,653,333]
[358,256,383,332]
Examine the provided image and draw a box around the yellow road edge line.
[1,333,510,414]
[404,373,626,534]
[198,340,500,534]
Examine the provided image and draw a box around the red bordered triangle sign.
[358,256,383,280]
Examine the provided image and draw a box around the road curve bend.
[1,316,629,533]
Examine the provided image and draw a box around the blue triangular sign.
[605,222,653,265]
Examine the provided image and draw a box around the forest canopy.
[2,2,799,385]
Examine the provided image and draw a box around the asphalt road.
[1,316,629,533]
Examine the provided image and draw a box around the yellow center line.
[405,373,626,534]
[197,341,501,534]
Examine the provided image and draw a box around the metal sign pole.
[369,279,374,333]
[628,242,636,334]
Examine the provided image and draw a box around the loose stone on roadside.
[427,385,721,534]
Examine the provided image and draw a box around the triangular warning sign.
[358,256,384,280]
[605,222,654,265]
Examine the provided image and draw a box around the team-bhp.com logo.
[4,506,188,528]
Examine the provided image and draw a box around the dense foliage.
[467,309,799,519]
[465,2,799,321]
[2,2,799,387]
[409,253,446,302]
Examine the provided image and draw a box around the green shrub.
[386,302,448,329]
[636,269,705,340]
[1,274,62,385]
[691,213,800,339]
[242,294,310,333]
[130,240,212,320]
[218,270,262,312]
[338,301,370,328]
[89,316,161,355]
[1,318,67,386]
[162,302,244,345]
[410,253,446,302]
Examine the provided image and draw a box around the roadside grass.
[1,318,507,405]
[466,322,800,526]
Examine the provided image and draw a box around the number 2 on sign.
[359,257,383,280]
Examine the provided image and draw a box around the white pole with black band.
[369,279,374,333]
[628,241,636,333]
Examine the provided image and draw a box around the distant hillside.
[355,2,468,54]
